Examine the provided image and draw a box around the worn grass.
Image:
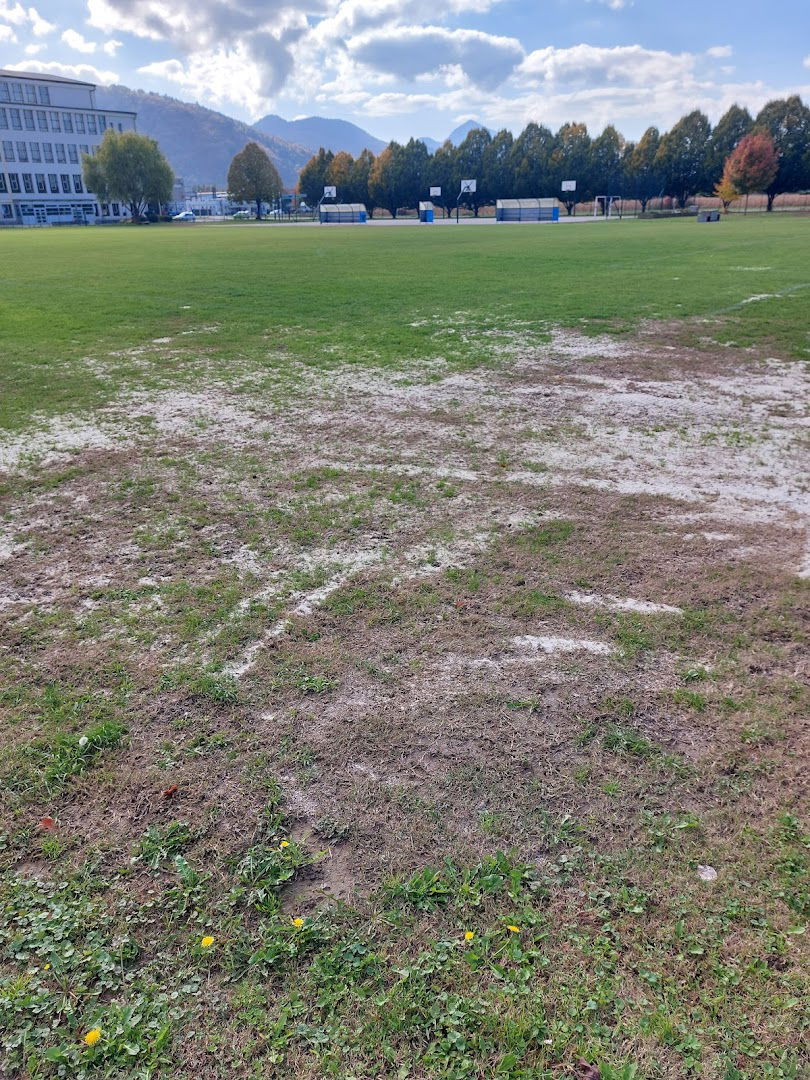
[0,215,808,1079]
[1,214,809,430]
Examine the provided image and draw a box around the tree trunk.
[766,192,775,212]
[256,198,262,220]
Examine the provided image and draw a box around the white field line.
[513,634,614,655]
[565,590,682,614]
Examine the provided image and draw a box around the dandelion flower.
[44,964,51,970]
[464,931,475,941]
[292,918,304,928]
[279,840,290,849]
[506,925,521,934]
[200,936,215,949]
[83,1028,101,1047]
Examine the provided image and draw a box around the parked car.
[172,210,196,221]
[232,210,251,220]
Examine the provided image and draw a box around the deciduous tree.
[227,142,282,220]
[325,150,354,198]
[82,130,173,222]
[754,95,810,210]
[654,110,712,207]
[723,132,779,212]
[297,147,334,205]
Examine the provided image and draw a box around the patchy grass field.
[0,217,808,1079]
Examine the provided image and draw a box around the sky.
[2,0,809,143]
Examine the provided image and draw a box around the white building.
[0,69,137,226]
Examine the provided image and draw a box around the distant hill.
[417,135,442,152]
[253,114,386,157]
[447,120,493,145]
[95,86,311,189]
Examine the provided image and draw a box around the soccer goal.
[593,195,622,218]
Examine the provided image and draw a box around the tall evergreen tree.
[708,105,753,184]
[297,147,334,205]
[552,122,592,214]
[509,123,555,197]
[623,127,663,211]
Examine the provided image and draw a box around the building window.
[75,114,85,134]
[0,174,6,193]
[87,115,97,134]
[0,82,9,104]
[9,173,20,193]
[22,173,33,193]
[11,84,23,103]
[68,145,78,164]
[118,123,122,132]
[43,143,53,163]
[23,109,35,130]
[35,173,46,193]
[98,116,107,131]
[0,108,7,130]
[48,173,59,193]
[2,140,14,161]
[37,111,48,131]
[80,144,89,156]
[112,202,120,215]
[16,142,28,162]
[73,174,83,193]
[49,112,61,132]
[10,109,22,130]
[2,203,12,218]
[62,113,74,134]
[60,174,71,194]
[30,143,41,162]
[56,144,66,163]
[24,84,36,104]
[38,86,50,105]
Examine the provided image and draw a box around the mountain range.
[95,85,489,189]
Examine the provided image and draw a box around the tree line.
[298,96,810,217]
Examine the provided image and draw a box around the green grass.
[1,215,809,430]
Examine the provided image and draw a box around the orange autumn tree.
[722,132,779,212]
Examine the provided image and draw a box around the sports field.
[0,216,808,1078]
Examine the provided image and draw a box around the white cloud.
[0,21,17,41]
[348,25,523,89]
[519,44,694,88]
[138,46,271,113]
[102,38,123,55]
[706,45,732,59]
[62,28,99,53]
[25,41,44,53]
[28,5,54,35]
[0,2,53,35]
[3,59,119,83]
[588,0,629,8]
[804,55,810,69]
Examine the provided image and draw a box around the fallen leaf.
[162,785,179,799]
[39,816,56,831]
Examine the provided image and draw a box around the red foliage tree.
[723,132,779,211]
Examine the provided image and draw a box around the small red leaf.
[39,816,56,831]
[162,785,178,799]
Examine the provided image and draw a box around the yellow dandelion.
[200,936,215,949]
[506,925,521,934]
[464,931,475,941]
[292,918,304,928]
[44,964,51,970]
[83,1028,101,1047]
[279,840,290,849]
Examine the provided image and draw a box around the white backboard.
[460,179,477,194]
[561,180,576,192]
[323,185,336,198]
[430,186,441,197]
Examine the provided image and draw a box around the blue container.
[552,207,560,222]
[358,211,367,223]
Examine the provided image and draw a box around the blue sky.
[2,0,809,142]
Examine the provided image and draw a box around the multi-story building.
[0,69,137,226]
